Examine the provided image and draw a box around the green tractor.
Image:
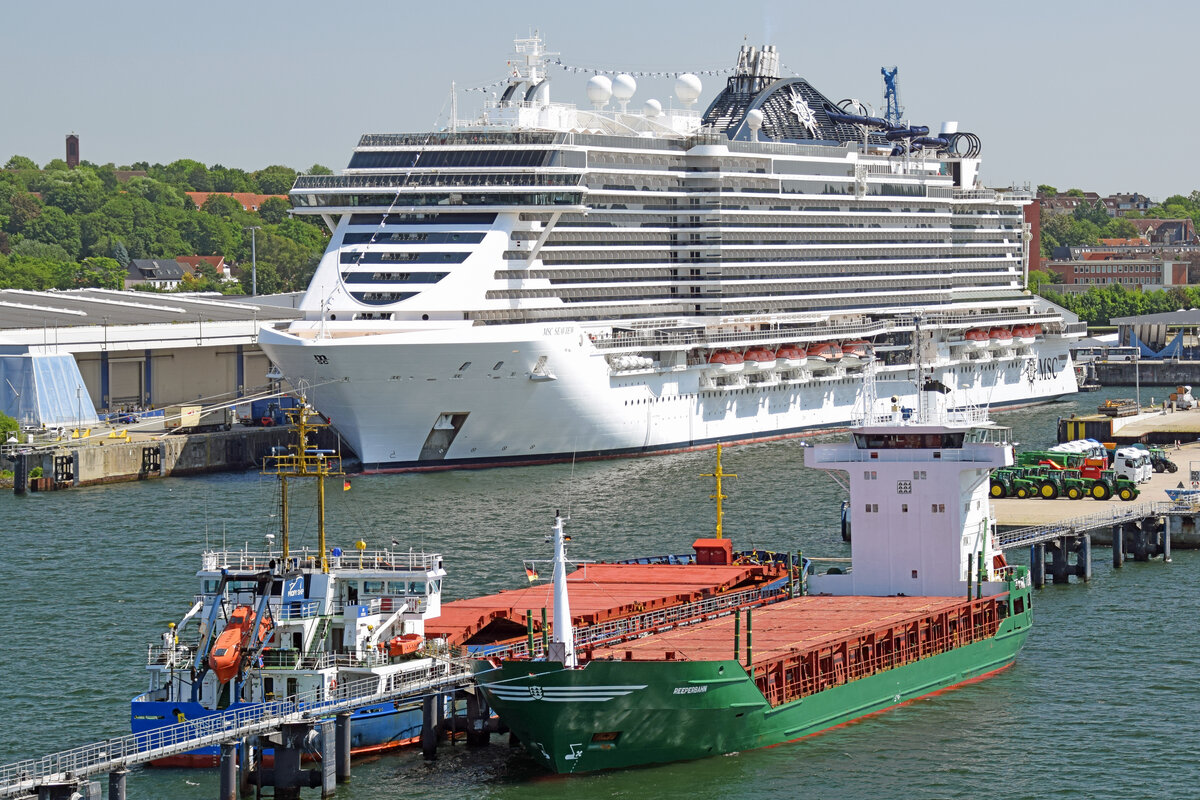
[1077,469,1140,501]
[990,466,1043,499]
[1131,443,1178,474]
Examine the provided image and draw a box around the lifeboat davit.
[742,347,777,372]
[964,328,990,350]
[988,327,1013,348]
[210,605,274,684]
[808,342,842,362]
[387,633,423,658]
[708,350,745,373]
[775,345,807,368]
[840,339,870,367]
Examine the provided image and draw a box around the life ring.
[330,679,337,691]
[260,417,274,427]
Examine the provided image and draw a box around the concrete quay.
[993,438,1200,547]
[6,420,343,492]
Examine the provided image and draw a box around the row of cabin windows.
[865,503,946,513]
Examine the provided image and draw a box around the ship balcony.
[202,548,444,573]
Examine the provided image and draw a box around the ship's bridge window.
[409,581,427,595]
[362,581,385,594]
[853,432,965,449]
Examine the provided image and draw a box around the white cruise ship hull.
[259,324,1076,471]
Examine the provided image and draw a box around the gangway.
[996,500,1192,549]
[0,656,472,799]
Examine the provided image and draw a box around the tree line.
[0,155,335,295]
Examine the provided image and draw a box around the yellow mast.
[701,444,737,539]
[261,398,342,573]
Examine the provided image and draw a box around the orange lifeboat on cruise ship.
[708,350,745,373]
[742,347,777,372]
[775,345,807,367]
[988,327,1013,348]
[964,328,990,350]
[210,605,273,684]
[1013,324,1038,344]
[808,342,842,362]
[840,339,871,366]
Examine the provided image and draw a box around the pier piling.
[1078,534,1092,582]
[108,766,127,800]
[421,695,437,760]
[219,742,237,800]
[335,712,352,783]
[1030,543,1045,589]
[318,719,336,798]
[1113,524,1124,568]
[36,780,81,800]
[1164,517,1173,563]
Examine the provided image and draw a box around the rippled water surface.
[2,387,1197,799]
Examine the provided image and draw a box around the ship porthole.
[422,314,429,320]
[717,666,724,674]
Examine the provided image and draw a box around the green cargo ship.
[477,403,1031,773]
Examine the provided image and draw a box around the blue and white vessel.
[130,404,447,765]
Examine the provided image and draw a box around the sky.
[4,0,1197,200]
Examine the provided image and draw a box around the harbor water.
[2,386,1198,799]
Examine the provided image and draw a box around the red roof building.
[185,192,286,212]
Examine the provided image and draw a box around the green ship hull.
[476,595,1031,773]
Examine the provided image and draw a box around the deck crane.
[881,66,903,126]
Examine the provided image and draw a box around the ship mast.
[262,399,342,573]
[549,511,576,667]
[701,444,737,539]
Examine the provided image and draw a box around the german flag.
[525,565,539,583]
[343,480,351,492]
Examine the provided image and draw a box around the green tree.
[41,168,106,214]
[0,410,16,439]
[11,240,73,263]
[5,191,42,233]
[23,206,81,258]
[4,155,38,171]
[201,194,241,219]
[1027,269,1060,292]
[257,196,290,224]
[209,165,253,193]
[64,256,125,289]
[252,165,297,195]
[0,253,67,290]
[306,164,333,175]
[240,260,281,294]
[110,240,130,268]
[1101,218,1139,239]
[1037,184,1057,196]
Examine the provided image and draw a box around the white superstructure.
[260,36,1081,471]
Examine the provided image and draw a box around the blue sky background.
[3,0,1193,199]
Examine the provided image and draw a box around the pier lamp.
[244,226,261,296]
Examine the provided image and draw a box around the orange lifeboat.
[387,633,424,658]
[808,342,842,362]
[988,327,1013,348]
[840,339,870,366]
[708,350,745,373]
[209,605,273,684]
[775,345,807,367]
[964,328,990,350]
[742,347,777,372]
[1013,324,1037,344]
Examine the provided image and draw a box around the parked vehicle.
[164,405,234,433]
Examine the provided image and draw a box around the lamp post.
[244,226,261,296]
[1135,350,1141,411]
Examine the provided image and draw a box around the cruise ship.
[259,36,1082,471]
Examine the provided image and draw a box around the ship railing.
[473,583,791,662]
[330,596,428,617]
[926,310,1062,329]
[357,131,565,148]
[0,658,474,796]
[1064,321,1088,336]
[202,548,443,572]
[590,319,894,352]
[293,173,582,190]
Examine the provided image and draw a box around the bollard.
[108,768,128,800]
[1112,524,1124,568]
[274,722,308,800]
[335,712,352,783]
[219,742,238,800]
[1030,543,1045,589]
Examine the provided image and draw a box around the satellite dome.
[675,73,702,106]
[586,75,613,108]
[643,98,662,118]
[746,109,764,130]
[612,74,637,101]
